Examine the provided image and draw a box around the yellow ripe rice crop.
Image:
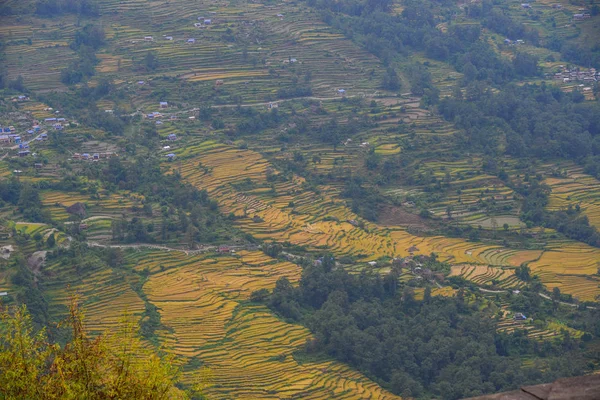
[414,286,456,300]
[172,142,600,301]
[138,252,398,399]
[450,265,523,288]
[185,70,269,82]
[544,169,600,231]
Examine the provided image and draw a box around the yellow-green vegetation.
[0,301,204,399]
[544,165,600,231]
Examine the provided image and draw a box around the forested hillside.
[0,0,599,398]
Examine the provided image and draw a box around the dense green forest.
[263,260,596,399]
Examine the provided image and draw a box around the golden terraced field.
[171,141,600,301]
[136,250,399,400]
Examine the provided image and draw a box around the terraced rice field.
[44,262,146,333]
[41,190,143,221]
[496,305,585,340]
[0,0,384,99]
[171,141,600,300]
[497,319,563,340]
[450,265,524,289]
[413,286,456,300]
[133,249,399,399]
[545,166,600,231]
[412,158,523,229]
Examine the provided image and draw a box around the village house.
[18,150,31,157]
[147,112,162,119]
[167,133,177,141]
[514,312,527,321]
[187,38,196,43]
[215,79,224,86]
[521,3,531,8]
[204,19,212,25]
[166,153,176,160]
[0,135,13,144]
[160,101,168,108]
[144,36,153,41]
[552,66,598,82]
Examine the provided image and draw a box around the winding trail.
[86,241,248,256]
[479,287,597,310]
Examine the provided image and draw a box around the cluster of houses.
[72,152,114,161]
[0,121,45,154]
[44,117,67,131]
[550,66,599,83]
[0,134,20,145]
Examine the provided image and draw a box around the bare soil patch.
[378,205,428,228]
